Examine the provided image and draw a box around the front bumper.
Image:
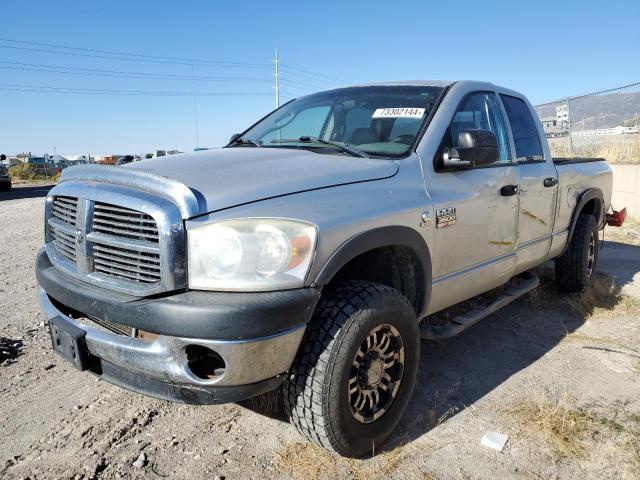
[36,249,320,404]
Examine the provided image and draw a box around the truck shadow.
[1,184,54,200]
[241,242,640,455]
[395,262,638,450]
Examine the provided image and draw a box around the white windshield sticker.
[372,107,425,119]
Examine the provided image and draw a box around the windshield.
[235,85,444,157]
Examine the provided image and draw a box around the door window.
[447,92,512,163]
[500,95,544,161]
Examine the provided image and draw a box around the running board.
[420,271,540,340]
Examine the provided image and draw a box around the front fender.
[312,226,432,315]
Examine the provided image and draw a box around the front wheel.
[282,281,420,457]
[555,213,599,292]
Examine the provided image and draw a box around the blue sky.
[1,0,638,155]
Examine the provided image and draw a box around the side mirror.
[228,133,242,144]
[442,129,500,169]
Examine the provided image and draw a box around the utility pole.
[273,47,280,108]
[191,64,200,149]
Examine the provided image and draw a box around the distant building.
[539,105,570,137]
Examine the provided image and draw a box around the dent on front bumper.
[36,249,320,404]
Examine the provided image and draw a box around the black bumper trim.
[36,248,320,340]
[97,359,285,404]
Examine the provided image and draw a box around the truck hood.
[126,147,398,215]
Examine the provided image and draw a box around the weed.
[274,442,337,480]
[506,393,596,458]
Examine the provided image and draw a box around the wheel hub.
[348,324,405,424]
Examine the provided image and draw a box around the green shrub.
[8,163,59,181]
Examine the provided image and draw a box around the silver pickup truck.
[36,80,615,457]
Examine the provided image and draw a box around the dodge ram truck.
[36,81,617,457]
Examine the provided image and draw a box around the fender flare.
[559,187,604,256]
[312,226,432,315]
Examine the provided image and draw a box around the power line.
[0,82,272,97]
[0,37,270,68]
[280,64,351,85]
[0,61,271,82]
[0,44,271,69]
[283,78,334,91]
[536,81,640,106]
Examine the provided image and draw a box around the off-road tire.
[282,280,420,457]
[555,213,599,292]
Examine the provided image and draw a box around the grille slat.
[91,209,157,225]
[93,263,161,283]
[93,244,159,263]
[51,197,78,228]
[93,218,158,233]
[91,225,159,242]
[86,316,135,337]
[94,258,160,277]
[93,255,160,274]
[50,197,79,265]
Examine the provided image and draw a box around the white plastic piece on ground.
[481,431,509,452]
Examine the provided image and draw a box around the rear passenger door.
[500,94,559,271]
[427,91,520,313]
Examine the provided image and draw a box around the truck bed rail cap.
[59,164,201,219]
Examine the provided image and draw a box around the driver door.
[427,91,521,313]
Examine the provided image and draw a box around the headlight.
[188,218,317,291]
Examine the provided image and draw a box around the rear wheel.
[282,281,420,457]
[555,214,599,292]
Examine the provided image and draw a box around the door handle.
[543,177,558,187]
[500,184,519,196]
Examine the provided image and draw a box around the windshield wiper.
[229,137,262,147]
[271,136,369,158]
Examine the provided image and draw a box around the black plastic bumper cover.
[36,248,320,340]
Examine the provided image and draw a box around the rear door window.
[500,95,544,161]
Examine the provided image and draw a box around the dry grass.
[506,393,597,458]
[507,391,640,479]
[274,442,338,480]
[344,445,406,480]
[274,441,412,480]
[547,134,640,165]
[617,433,640,478]
[527,273,640,319]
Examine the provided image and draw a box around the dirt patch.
[1,188,640,479]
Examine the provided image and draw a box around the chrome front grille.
[44,165,195,297]
[45,193,180,295]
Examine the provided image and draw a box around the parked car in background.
[0,155,11,191]
[36,81,620,457]
[116,155,135,166]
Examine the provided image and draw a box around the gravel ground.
[1,183,640,480]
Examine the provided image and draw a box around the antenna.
[273,47,280,108]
